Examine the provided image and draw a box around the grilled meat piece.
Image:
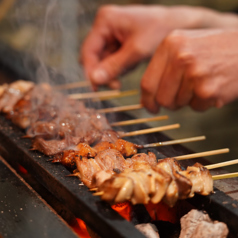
[31,136,83,156]
[100,129,121,143]
[52,144,97,169]
[75,157,103,188]
[9,84,53,128]
[156,158,192,207]
[180,162,213,197]
[75,143,97,157]
[93,141,116,153]
[126,152,157,170]
[26,121,59,139]
[98,167,172,204]
[52,150,77,169]
[0,80,34,113]
[89,112,111,131]
[94,139,142,157]
[75,149,126,187]
[96,158,212,206]
[179,209,228,238]
[94,149,127,172]
[114,139,142,157]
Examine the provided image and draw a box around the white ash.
[135,223,160,238]
[179,209,229,238]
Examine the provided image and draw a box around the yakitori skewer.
[110,115,169,127]
[174,148,230,161]
[97,89,139,101]
[69,90,121,100]
[142,135,206,148]
[93,171,238,196]
[97,104,143,113]
[121,123,180,138]
[54,81,91,90]
[212,172,238,180]
[205,159,238,170]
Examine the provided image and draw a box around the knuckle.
[164,30,194,66]
[97,5,118,19]
[194,84,215,100]
[187,62,207,79]
[164,30,186,48]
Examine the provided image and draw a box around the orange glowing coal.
[111,202,132,221]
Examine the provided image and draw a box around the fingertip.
[140,97,160,114]
[91,68,109,84]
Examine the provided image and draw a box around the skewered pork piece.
[93,139,142,157]
[33,113,111,141]
[0,80,34,113]
[75,150,158,188]
[7,83,88,129]
[75,149,126,187]
[98,167,172,204]
[156,158,192,207]
[95,161,213,206]
[30,136,83,156]
[52,143,97,169]
[52,139,143,169]
[30,129,121,156]
[8,83,54,128]
[180,163,213,197]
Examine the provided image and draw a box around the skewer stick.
[96,89,139,101]
[212,172,238,181]
[89,188,98,191]
[142,136,206,148]
[54,81,90,90]
[174,148,230,161]
[205,159,238,170]
[69,90,121,100]
[111,115,169,127]
[97,104,143,113]
[121,124,180,138]
[93,191,104,196]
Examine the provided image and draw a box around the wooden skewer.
[205,159,238,170]
[110,115,169,127]
[97,104,143,114]
[142,136,206,148]
[69,90,121,100]
[93,191,104,196]
[212,172,238,181]
[89,188,98,191]
[96,89,139,101]
[121,124,180,138]
[54,81,90,90]
[174,148,230,161]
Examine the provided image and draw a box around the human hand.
[141,29,238,113]
[81,5,209,89]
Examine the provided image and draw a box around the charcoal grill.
[0,42,238,238]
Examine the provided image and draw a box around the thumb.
[90,44,139,85]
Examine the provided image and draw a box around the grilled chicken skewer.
[94,158,213,207]
[52,136,206,168]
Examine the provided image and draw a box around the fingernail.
[92,69,108,84]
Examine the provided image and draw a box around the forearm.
[167,6,238,29]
